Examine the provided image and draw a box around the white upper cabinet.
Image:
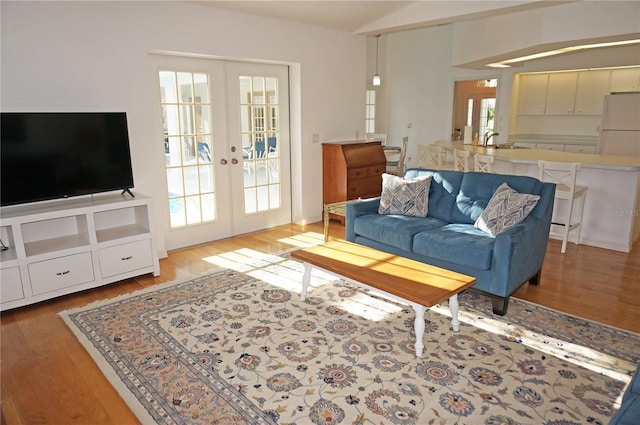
[574,70,611,115]
[517,74,548,115]
[545,72,577,115]
[610,68,640,92]
[513,68,639,137]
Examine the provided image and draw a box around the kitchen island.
[435,141,640,252]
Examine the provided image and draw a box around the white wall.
[1,1,367,253]
[383,25,502,166]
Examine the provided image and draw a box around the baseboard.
[549,234,632,253]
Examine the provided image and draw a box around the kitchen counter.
[437,141,640,171]
[434,141,640,252]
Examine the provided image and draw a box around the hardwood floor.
[1,221,638,424]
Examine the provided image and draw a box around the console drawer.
[99,239,153,278]
[29,252,95,295]
[347,165,385,180]
[1,267,24,303]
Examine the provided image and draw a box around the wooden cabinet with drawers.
[322,141,386,221]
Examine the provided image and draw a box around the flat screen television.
[1,112,135,207]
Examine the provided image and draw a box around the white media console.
[0,192,160,311]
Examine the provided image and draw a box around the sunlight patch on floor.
[202,248,287,272]
[277,232,324,248]
[430,303,634,383]
[333,292,404,321]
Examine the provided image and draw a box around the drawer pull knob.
[56,270,70,276]
[121,256,133,261]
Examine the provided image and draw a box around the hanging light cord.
[375,34,380,75]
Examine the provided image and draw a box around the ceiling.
[192,1,562,34]
[192,1,414,32]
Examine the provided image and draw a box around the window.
[365,89,376,133]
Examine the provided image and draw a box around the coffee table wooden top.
[291,240,476,307]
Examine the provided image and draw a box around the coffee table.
[291,240,476,357]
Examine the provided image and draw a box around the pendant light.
[373,34,381,86]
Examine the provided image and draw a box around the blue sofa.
[345,168,556,315]
[609,363,640,424]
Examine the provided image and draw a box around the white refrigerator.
[598,92,640,156]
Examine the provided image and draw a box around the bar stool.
[384,136,408,175]
[453,149,470,171]
[474,153,494,173]
[421,144,448,169]
[417,144,429,167]
[537,160,587,253]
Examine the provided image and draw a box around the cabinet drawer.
[1,267,24,303]
[29,252,95,295]
[99,239,153,278]
[347,165,385,180]
[347,177,383,198]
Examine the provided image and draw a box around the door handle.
[220,159,228,165]
[231,158,239,165]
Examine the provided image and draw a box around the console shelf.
[0,192,160,310]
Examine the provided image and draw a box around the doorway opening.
[452,79,497,141]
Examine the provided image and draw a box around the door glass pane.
[193,73,209,103]
[240,74,281,214]
[480,98,496,137]
[177,72,193,102]
[159,72,177,103]
[185,195,202,225]
[183,166,199,196]
[159,70,217,228]
[201,193,216,222]
[197,105,211,135]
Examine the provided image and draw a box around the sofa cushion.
[474,183,540,236]
[353,214,447,252]
[413,224,496,270]
[404,169,463,223]
[378,173,432,217]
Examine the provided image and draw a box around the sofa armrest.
[345,197,381,241]
[491,216,549,296]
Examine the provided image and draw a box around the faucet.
[483,130,500,147]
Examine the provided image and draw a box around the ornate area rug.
[60,250,639,425]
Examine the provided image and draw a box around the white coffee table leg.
[449,294,460,332]
[300,262,312,301]
[412,305,426,357]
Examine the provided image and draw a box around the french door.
[466,95,496,139]
[153,56,291,250]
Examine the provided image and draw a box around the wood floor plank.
[1,221,638,424]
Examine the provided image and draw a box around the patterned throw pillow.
[474,182,540,236]
[378,173,432,217]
